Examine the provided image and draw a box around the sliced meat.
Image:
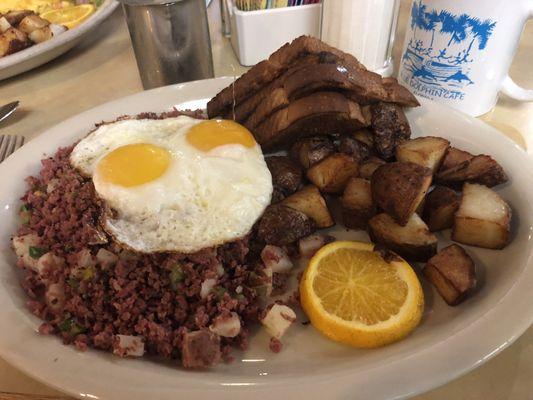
[255,92,368,150]
[208,35,418,119]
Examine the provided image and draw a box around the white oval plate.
[0,0,118,81]
[0,77,531,400]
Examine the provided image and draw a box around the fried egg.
[70,116,273,253]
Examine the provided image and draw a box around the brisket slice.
[242,61,388,131]
[254,92,369,150]
[207,36,418,118]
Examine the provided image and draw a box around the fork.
[0,135,25,163]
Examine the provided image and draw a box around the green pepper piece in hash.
[29,246,48,259]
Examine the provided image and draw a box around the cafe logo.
[400,1,496,101]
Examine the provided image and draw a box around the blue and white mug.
[399,0,533,116]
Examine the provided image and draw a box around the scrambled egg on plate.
[1,0,77,14]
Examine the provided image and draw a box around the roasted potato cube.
[353,129,374,147]
[368,213,437,262]
[422,186,460,232]
[265,156,302,195]
[341,177,375,229]
[359,157,386,180]
[282,185,334,228]
[396,136,450,173]
[18,14,49,35]
[4,10,35,26]
[290,136,335,169]
[0,27,29,57]
[440,147,474,171]
[306,153,359,194]
[437,154,508,188]
[339,135,371,161]
[371,162,433,226]
[424,244,476,306]
[258,204,315,245]
[452,183,511,249]
[371,102,411,159]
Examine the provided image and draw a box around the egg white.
[70,116,273,253]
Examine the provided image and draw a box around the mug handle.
[500,1,533,154]
[500,1,533,102]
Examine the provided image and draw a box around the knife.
[0,101,19,124]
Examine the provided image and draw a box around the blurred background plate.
[0,0,118,81]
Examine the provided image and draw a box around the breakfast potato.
[439,147,474,171]
[341,177,375,229]
[437,154,507,188]
[306,153,359,194]
[265,156,303,195]
[395,136,450,173]
[422,186,460,232]
[452,183,511,249]
[0,27,29,57]
[290,136,335,169]
[353,129,374,147]
[371,162,432,226]
[258,204,315,245]
[4,10,34,26]
[339,135,371,162]
[281,185,334,228]
[367,213,438,262]
[18,14,49,35]
[424,244,476,306]
[359,157,386,180]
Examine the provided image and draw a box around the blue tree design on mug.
[402,1,496,88]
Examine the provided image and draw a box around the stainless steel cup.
[120,0,215,89]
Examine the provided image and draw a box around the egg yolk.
[96,143,171,187]
[186,119,256,151]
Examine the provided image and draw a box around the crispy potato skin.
[290,136,335,169]
[437,154,508,188]
[258,204,315,245]
[359,157,386,180]
[282,185,334,228]
[367,213,437,262]
[338,135,371,162]
[422,186,460,232]
[370,102,411,159]
[306,153,359,194]
[265,156,303,195]
[395,136,450,173]
[439,147,474,171]
[341,177,375,229]
[371,162,432,226]
[424,244,476,306]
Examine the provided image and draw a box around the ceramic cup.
[399,0,533,117]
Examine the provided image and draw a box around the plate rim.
[0,77,532,400]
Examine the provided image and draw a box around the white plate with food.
[0,0,118,80]
[0,38,532,400]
